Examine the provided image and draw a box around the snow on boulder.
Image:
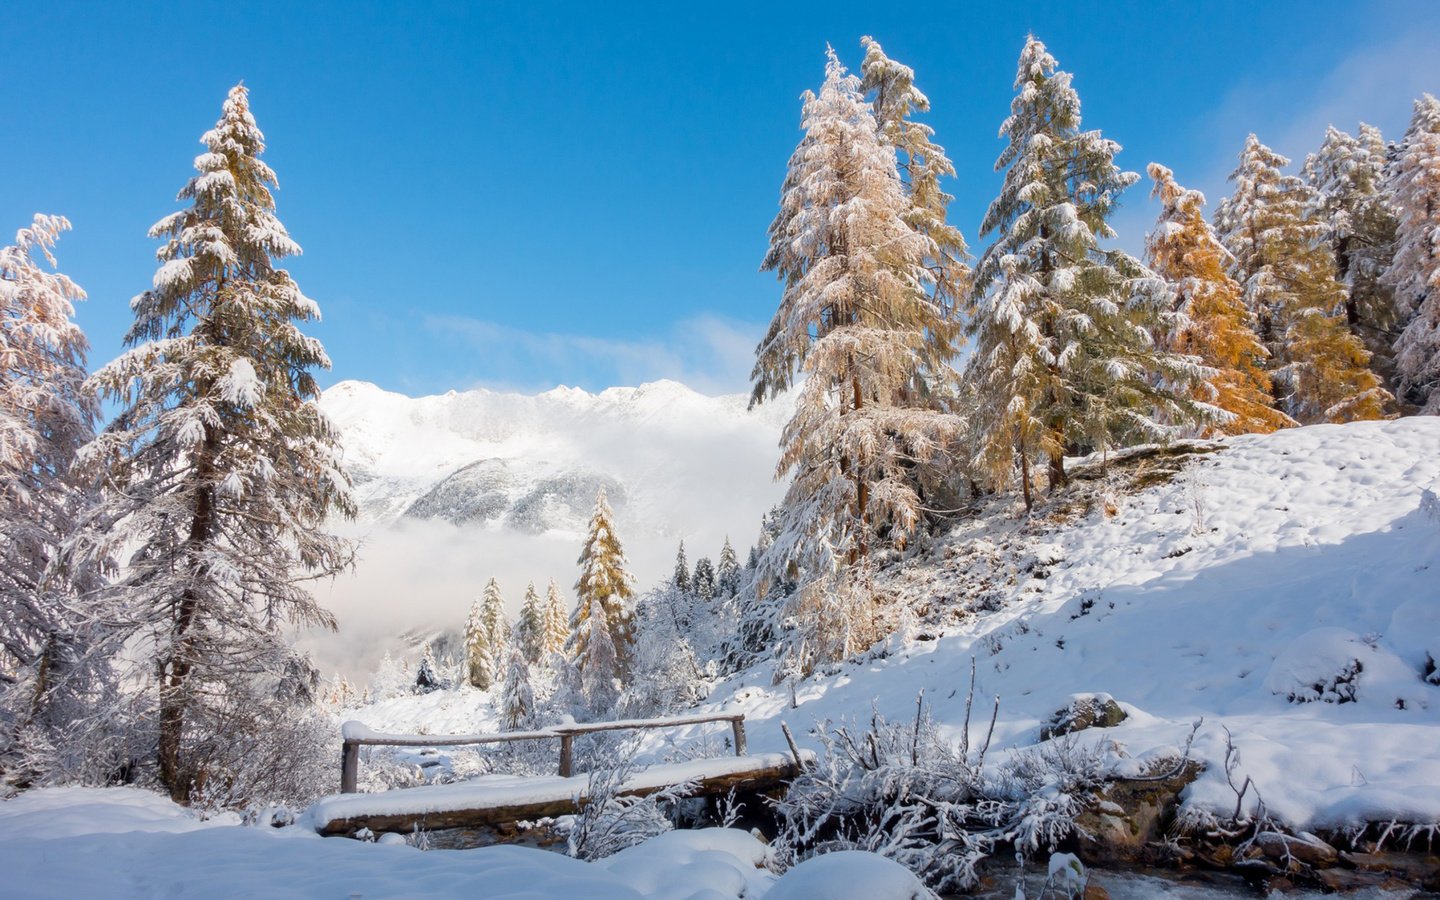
[1390,597,1440,687]
[1264,627,1369,704]
[597,828,776,900]
[1039,692,1127,740]
[1264,627,1426,708]
[766,851,937,900]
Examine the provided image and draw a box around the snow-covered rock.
[765,850,936,900]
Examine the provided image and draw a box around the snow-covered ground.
[0,787,930,900]
[692,418,1440,832]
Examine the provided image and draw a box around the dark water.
[968,867,1425,898]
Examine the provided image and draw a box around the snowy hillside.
[684,418,1440,833]
[305,380,788,678]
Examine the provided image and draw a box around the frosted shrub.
[999,737,1107,855]
[565,741,696,861]
[184,701,339,812]
[775,676,1112,891]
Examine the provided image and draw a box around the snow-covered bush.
[184,700,339,811]
[0,671,141,794]
[355,748,428,794]
[999,736,1107,855]
[565,742,696,861]
[775,677,1116,892]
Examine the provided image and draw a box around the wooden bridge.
[309,712,810,837]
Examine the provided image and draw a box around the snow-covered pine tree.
[541,579,570,660]
[1304,124,1401,374]
[671,541,691,595]
[480,577,509,679]
[1146,163,1295,436]
[1387,95,1440,413]
[1215,134,1391,424]
[751,48,963,662]
[716,537,741,599]
[0,214,106,783]
[414,643,443,693]
[371,651,408,701]
[967,37,1208,510]
[578,596,619,716]
[72,85,355,801]
[692,557,716,603]
[499,648,535,731]
[859,36,971,384]
[569,489,635,677]
[515,581,545,665]
[464,596,493,689]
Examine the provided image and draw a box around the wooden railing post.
[558,732,574,777]
[730,717,747,756]
[341,740,360,794]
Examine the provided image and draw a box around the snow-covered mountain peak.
[319,378,788,533]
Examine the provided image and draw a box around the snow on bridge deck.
[306,751,811,836]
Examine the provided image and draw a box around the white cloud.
[424,313,763,396]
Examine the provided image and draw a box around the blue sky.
[4,1,1439,397]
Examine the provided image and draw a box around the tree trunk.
[1019,444,1033,513]
[159,423,219,803]
[851,373,868,562]
[1047,425,1068,492]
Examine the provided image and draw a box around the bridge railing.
[339,712,748,793]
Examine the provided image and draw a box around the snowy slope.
[692,418,1440,832]
[307,380,788,679]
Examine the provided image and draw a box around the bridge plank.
[308,751,810,837]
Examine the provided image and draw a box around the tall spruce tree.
[1146,163,1294,436]
[514,581,545,665]
[1215,134,1391,424]
[569,489,634,675]
[541,578,570,660]
[1304,124,1401,372]
[692,557,716,603]
[464,596,493,690]
[752,48,962,658]
[716,537,741,599]
[72,85,354,800]
[671,541,691,594]
[499,648,535,730]
[1387,95,1440,412]
[968,36,1205,508]
[479,578,509,678]
[0,215,104,780]
[578,596,620,715]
